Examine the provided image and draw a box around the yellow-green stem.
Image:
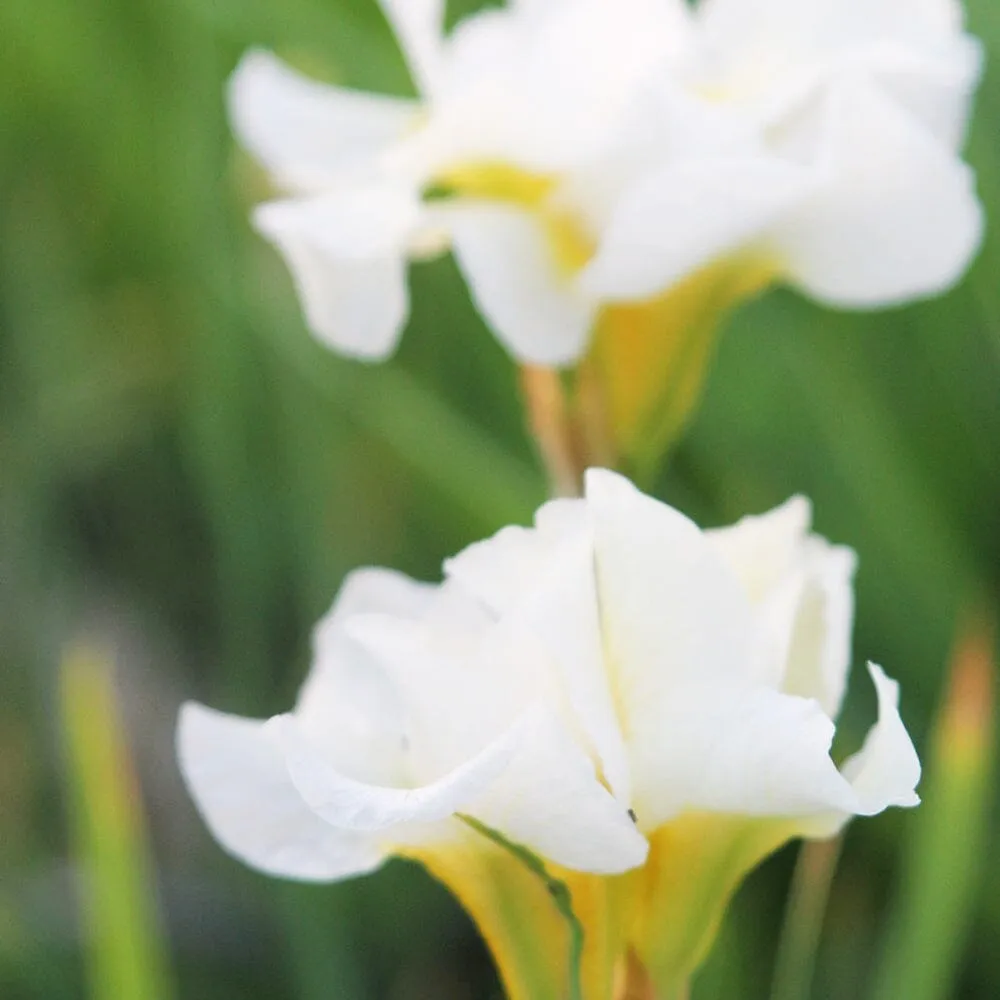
[519,363,584,497]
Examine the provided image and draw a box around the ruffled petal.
[289,570,434,788]
[447,203,597,365]
[228,50,419,193]
[321,566,436,628]
[628,681,857,830]
[771,76,983,306]
[276,705,647,874]
[443,499,586,618]
[707,497,813,604]
[176,703,385,881]
[579,156,811,301]
[342,600,534,782]
[272,708,524,831]
[840,664,922,814]
[254,189,419,359]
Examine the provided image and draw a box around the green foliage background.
[1,0,998,997]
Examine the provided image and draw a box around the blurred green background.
[1,0,998,998]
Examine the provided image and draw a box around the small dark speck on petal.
[628,808,638,824]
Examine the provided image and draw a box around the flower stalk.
[770,835,844,1000]
[519,364,584,497]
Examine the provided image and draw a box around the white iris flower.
[230,0,982,365]
[178,471,920,999]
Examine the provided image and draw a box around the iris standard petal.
[708,498,857,716]
[443,498,585,618]
[228,50,419,193]
[177,703,385,881]
[777,539,856,717]
[772,76,983,306]
[446,499,632,803]
[707,497,813,604]
[585,468,755,688]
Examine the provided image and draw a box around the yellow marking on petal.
[588,257,777,477]
[629,813,798,999]
[435,162,596,278]
[402,835,634,1000]
[437,162,556,207]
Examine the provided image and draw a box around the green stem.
[770,836,843,1000]
[459,815,585,1000]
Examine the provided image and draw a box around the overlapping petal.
[839,663,923,815]
[177,704,386,881]
[580,156,811,300]
[770,76,983,306]
[447,203,597,365]
[708,497,856,715]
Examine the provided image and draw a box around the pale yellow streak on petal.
[437,162,595,277]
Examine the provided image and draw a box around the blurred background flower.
[0,1,998,999]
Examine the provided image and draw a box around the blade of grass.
[868,606,996,1000]
[59,643,174,1000]
[266,319,544,531]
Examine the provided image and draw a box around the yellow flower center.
[432,161,596,277]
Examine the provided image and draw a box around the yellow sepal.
[630,813,799,999]
[587,258,776,478]
[404,837,636,1000]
